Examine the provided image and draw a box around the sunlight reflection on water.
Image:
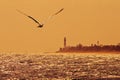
[0,52,120,79]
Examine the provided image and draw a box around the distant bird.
[16,8,64,28]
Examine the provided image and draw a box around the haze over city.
[0,0,120,52]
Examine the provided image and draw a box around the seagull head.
[37,24,44,28]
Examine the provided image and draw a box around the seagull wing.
[53,8,64,16]
[16,9,41,25]
[16,9,28,16]
[43,8,64,24]
[27,16,40,25]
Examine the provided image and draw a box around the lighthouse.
[64,37,66,48]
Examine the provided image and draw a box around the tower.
[64,37,66,48]
[97,41,99,46]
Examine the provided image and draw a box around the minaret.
[64,37,66,48]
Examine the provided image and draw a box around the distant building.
[57,37,120,53]
[97,41,100,46]
[64,37,66,48]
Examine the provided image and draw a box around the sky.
[0,0,120,52]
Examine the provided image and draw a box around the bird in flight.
[16,8,64,28]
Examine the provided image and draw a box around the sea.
[0,52,120,80]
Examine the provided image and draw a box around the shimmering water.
[0,52,120,80]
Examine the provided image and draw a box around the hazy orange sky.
[0,0,120,52]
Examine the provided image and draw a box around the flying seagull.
[16,8,64,28]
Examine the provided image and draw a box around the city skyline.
[58,37,120,53]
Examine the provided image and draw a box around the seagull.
[16,8,64,28]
